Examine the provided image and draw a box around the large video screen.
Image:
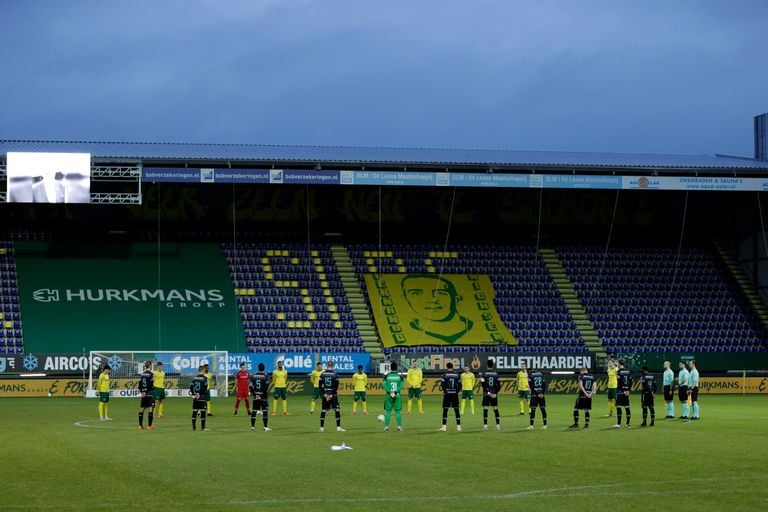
[6,152,91,203]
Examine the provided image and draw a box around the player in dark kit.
[137,360,156,430]
[570,367,595,429]
[189,366,209,431]
[528,368,548,430]
[440,362,462,431]
[318,360,345,432]
[480,360,502,430]
[249,362,271,432]
[614,359,632,428]
[640,365,657,427]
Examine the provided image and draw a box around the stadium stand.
[348,243,587,354]
[0,241,23,354]
[558,245,768,354]
[221,242,364,352]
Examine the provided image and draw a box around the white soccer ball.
[377,414,385,422]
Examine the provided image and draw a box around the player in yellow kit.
[203,363,214,415]
[97,364,112,420]
[272,360,289,416]
[517,363,530,415]
[308,362,323,414]
[606,359,618,417]
[153,361,166,418]
[351,365,368,415]
[460,366,476,415]
[406,362,424,415]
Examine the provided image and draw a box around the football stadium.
[1,128,768,511]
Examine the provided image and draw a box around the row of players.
[96,357,702,431]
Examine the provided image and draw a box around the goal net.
[87,351,229,398]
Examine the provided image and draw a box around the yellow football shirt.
[352,372,367,392]
[205,372,214,388]
[517,370,530,391]
[461,371,475,390]
[273,368,288,388]
[153,370,165,389]
[607,367,618,388]
[310,369,323,388]
[97,372,110,392]
[406,368,423,388]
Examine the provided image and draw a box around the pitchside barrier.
[3,373,767,398]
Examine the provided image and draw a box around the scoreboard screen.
[6,152,91,203]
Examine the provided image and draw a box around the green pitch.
[4,395,768,511]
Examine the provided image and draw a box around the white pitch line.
[226,476,765,506]
[73,420,134,430]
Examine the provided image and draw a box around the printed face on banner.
[365,273,517,347]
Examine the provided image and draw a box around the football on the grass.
[377,414,385,422]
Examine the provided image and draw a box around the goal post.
[87,350,229,398]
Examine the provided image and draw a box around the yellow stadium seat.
[277,312,286,320]
[428,251,436,258]
[291,257,299,264]
[386,251,393,257]
[398,266,406,273]
[334,321,342,329]
[365,258,374,265]
[308,313,317,320]
[311,250,319,257]
[281,250,289,256]
[427,266,436,273]
[247,289,255,295]
[266,250,275,256]
[318,273,326,280]
[313,258,321,264]
[424,258,432,265]
[287,320,296,328]
[303,297,311,304]
[395,258,403,265]
[369,266,377,273]
[323,289,331,296]
[301,289,309,296]
[331,313,340,321]
[266,273,273,280]
[5,320,14,328]
[291,280,298,288]
[363,251,371,257]
[321,282,328,288]
[326,297,334,304]
[302,321,311,328]
[261,257,269,264]
[263,265,271,272]
[306,305,314,312]
[316,266,324,273]
[329,305,337,312]
[450,251,459,258]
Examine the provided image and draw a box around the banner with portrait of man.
[364,273,517,347]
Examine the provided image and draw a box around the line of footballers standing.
[114,356,701,432]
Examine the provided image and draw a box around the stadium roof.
[2,139,768,171]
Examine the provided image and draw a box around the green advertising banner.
[15,242,243,353]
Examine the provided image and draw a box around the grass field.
[3,394,768,511]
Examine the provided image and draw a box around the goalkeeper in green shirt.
[382,362,405,432]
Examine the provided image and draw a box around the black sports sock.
[250,411,256,428]
[263,410,269,428]
[442,408,448,426]
[320,411,326,428]
[650,407,655,422]
[455,408,461,425]
[617,408,623,424]
[148,412,154,427]
[541,407,547,426]
[572,410,579,425]
[642,407,648,422]
[192,413,197,429]
[138,412,144,427]
[530,408,536,426]
[626,408,631,425]
[483,409,489,425]
[201,411,207,429]
[585,410,590,425]
[494,409,500,425]
[335,410,341,427]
